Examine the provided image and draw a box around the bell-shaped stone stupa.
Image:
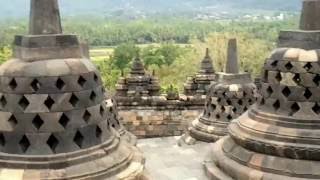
[184,48,216,96]
[0,0,145,179]
[204,1,320,179]
[180,39,256,145]
[116,56,160,98]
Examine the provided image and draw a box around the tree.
[0,46,12,64]
[158,43,181,66]
[111,43,140,70]
[141,45,164,68]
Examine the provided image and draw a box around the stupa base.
[0,137,146,180]
[179,118,227,146]
[204,136,320,180]
[120,130,138,146]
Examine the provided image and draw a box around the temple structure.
[115,56,205,138]
[180,39,256,145]
[0,0,145,179]
[184,48,216,97]
[204,1,320,179]
[115,56,160,100]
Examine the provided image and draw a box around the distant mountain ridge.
[0,0,301,18]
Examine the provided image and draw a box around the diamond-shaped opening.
[94,73,98,82]
[0,96,7,107]
[0,133,5,146]
[304,88,312,100]
[217,98,221,103]
[18,96,30,110]
[47,134,59,153]
[96,126,102,139]
[227,114,232,120]
[275,72,282,82]
[216,114,220,119]
[304,62,312,71]
[226,99,232,105]
[100,105,105,116]
[77,76,86,87]
[90,91,97,101]
[55,78,65,90]
[44,96,55,110]
[312,103,320,114]
[313,75,320,86]
[282,86,291,98]
[293,74,301,85]
[238,99,243,106]
[30,79,41,92]
[244,106,248,112]
[32,115,44,130]
[19,135,30,153]
[260,98,265,105]
[266,86,273,96]
[248,99,253,104]
[9,78,17,90]
[8,115,17,128]
[271,60,278,67]
[211,104,216,111]
[59,113,70,128]
[83,110,91,123]
[290,102,300,115]
[69,94,79,107]
[273,100,280,111]
[73,131,84,148]
[221,106,226,112]
[284,62,293,70]
[232,107,237,113]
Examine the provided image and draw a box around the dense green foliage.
[0,16,299,92]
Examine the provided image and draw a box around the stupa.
[180,39,256,145]
[106,98,137,145]
[0,0,145,179]
[184,48,216,96]
[204,1,320,179]
[115,56,160,101]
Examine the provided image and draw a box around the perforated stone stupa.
[106,98,137,145]
[184,48,216,97]
[204,1,320,179]
[0,0,145,179]
[180,39,256,145]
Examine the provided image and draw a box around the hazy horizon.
[0,0,301,19]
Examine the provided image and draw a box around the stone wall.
[119,106,202,138]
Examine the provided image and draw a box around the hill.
[0,0,301,19]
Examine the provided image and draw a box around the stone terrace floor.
[137,136,211,180]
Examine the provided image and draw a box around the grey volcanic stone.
[0,0,146,179]
[180,39,256,145]
[300,0,320,30]
[205,1,320,179]
[225,39,239,74]
[29,0,62,35]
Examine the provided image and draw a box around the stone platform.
[137,136,210,180]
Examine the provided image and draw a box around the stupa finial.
[205,48,210,58]
[225,38,239,74]
[300,0,320,30]
[29,0,62,35]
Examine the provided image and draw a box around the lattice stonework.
[204,1,320,178]
[0,0,145,179]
